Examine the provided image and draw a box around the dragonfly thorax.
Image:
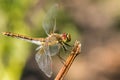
[46,33,71,45]
[46,33,60,45]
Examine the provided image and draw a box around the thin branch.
[55,40,81,80]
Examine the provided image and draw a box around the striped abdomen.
[2,32,45,45]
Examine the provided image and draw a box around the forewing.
[35,46,52,77]
[42,4,58,35]
[49,43,61,56]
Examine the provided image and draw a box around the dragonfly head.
[61,33,71,43]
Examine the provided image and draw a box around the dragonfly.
[2,4,71,77]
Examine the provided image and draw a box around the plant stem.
[55,40,81,80]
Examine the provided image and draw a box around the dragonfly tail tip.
[1,32,6,35]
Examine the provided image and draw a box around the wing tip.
[45,71,53,78]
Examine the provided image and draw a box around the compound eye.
[66,33,71,42]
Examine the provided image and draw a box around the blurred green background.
[1,0,120,80]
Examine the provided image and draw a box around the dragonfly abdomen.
[2,32,34,40]
[2,32,46,45]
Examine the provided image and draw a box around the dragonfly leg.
[62,45,68,51]
[57,54,65,64]
[57,51,67,65]
[64,42,72,47]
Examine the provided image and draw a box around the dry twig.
[55,40,81,80]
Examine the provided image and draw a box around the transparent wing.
[35,46,52,77]
[47,36,61,56]
[49,43,61,56]
[42,4,58,35]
